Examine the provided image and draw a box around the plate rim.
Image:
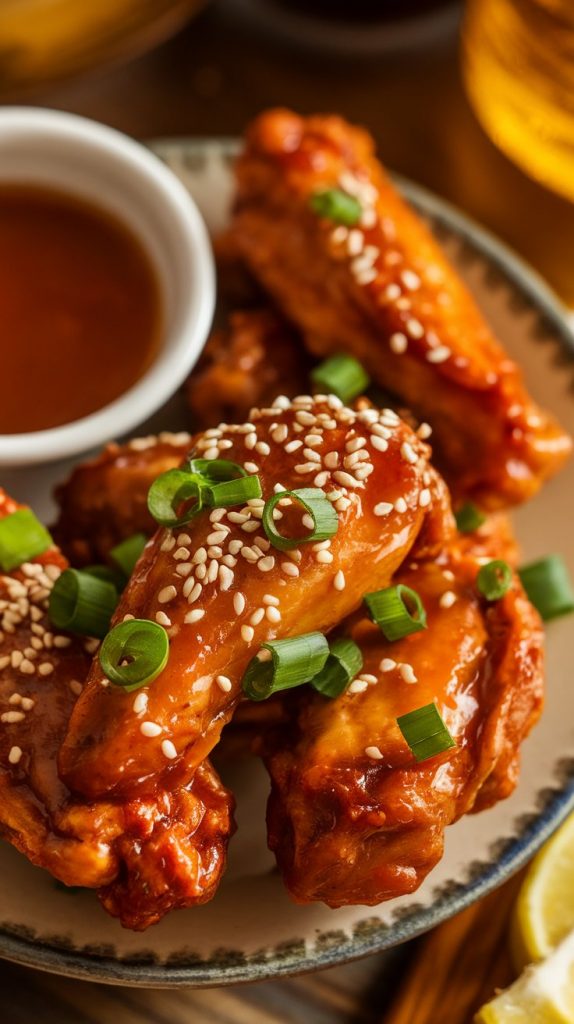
[1,135,573,987]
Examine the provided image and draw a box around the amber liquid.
[463,0,574,203]
[0,0,203,93]
[0,186,162,434]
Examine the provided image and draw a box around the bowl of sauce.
[0,107,214,467]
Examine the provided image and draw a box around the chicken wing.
[231,109,571,508]
[60,395,454,800]
[186,309,309,430]
[53,432,192,567]
[0,489,233,930]
[263,536,543,907]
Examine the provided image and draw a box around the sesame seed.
[11,651,23,668]
[241,624,254,642]
[209,510,226,525]
[440,590,457,609]
[228,540,244,555]
[258,556,275,573]
[244,432,257,450]
[19,659,35,675]
[324,452,339,469]
[195,564,207,580]
[406,318,424,339]
[184,609,205,624]
[207,530,228,546]
[365,746,384,760]
[216,675,232,693]
[380,658,397,672]
[419,488,431,507]
[266,606,281,623]
[244,462,259,474]
[0,655,9,669]
[8,745,22,765]
[53,636,72,649]
[399,664,418,684]
[161,739,178,760]
[262,594,279,606]
[176,563,193,577]
[295,411,316,427]
[174,547,190,560]
[281,562,299,577]
[426,345,451,363]
[1,711,24,723]
[360,207,377,228]
[141,721,162,737]
[401,442,418,465]
[271,424,288,443]
[389,332,408,354]
[395,497,408,513]
[160,534,176,553]
[133,692,148,714]
[348,679,368,694]
[241,521,260,533]
[250,608,265,625]
[361,674,378,684]
[158,585,177,605]
[417,422,432,439]
[207,560,219,583]
[255,441,270,456]
[303,448,321,463]
[347,229,364,256]
[401,269,421,291]
[331,225,349,244]
[155,611,172,626]
[331,571,345,592]
[233,593,246,617]
[316,550,333,564]
[186,582,203,604]
[333,471,361,489]
[295,462,318,475]
[284,439,303,454]
[314,471,330,487]
[38,663,53,676]
[335,496,352,512]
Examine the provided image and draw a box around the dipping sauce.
[0,185,162,434]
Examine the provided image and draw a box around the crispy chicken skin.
[231,109,571,508]
[264,541,544,907]
[60,396,454,800]
[53,432,192,567]
[0,490,233,930]
[186,309,309,430]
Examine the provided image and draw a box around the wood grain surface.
[0,1,556,1019]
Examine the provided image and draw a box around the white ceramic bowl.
[0,107,215,468]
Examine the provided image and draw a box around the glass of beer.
[462,0,574,203]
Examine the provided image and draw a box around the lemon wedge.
[475,930,574,1023]
[512,813,574,969]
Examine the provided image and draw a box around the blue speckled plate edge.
[0,137,572,987]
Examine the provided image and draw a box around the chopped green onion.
[311,354,370,405]
[477,560,513,601]
[455,502,486,533]
[397,702,456,763]
[188,458,248,483]
[110,533,147,579]
[99,619,169,691]
[205,475,262,507]
[519,555,574,621]
[0,509,52,572]
[242,632,329,702]
[49,569,118,638]
[147,469,203,528]
[365,584,427,642]
[83,564,125,589]
[262,488,339,551]
[310,637,363,698]
[310,188,362,226]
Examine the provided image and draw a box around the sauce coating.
[0,185,162,434]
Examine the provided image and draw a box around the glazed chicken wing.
[60,395,454,800]
[0,490,233,930]
[264,536,544,906]
[231,109,571,508]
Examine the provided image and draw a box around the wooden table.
[1,3,567,1019]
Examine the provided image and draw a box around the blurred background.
[0,0,573,304]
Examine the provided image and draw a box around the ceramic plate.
[0,139,573,987]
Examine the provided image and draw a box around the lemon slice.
[475,931,574,1023]
[512,812,574,969]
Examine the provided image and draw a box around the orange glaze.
[0,185,162,434]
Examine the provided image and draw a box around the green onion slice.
[205,475,262,507]
[455,502,486,533]
[110,533,147,579]
[147,469,203,528]
[365,584,427,642]
[242,632,329,702]
[0,509,52,572]
[49,569,118,638]
[311,354,370,405]
[310,637,363,698]
[397,702,456,763]
[477,560,513,601]
[188,457,247,483]
[262,488,339,551]
[83,564,125,589]
[310,188,362,226]
[519,555,574,621]
[99,619,169,691]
